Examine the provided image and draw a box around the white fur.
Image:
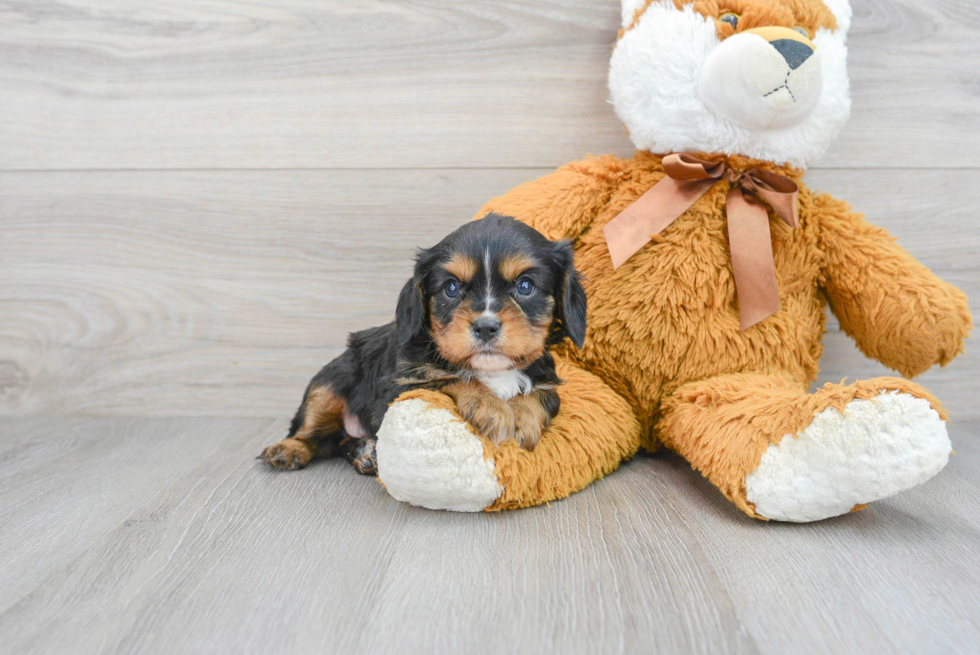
[469,353,514,372]
[821,0,852,36]
[745,392,951,522]
[697,32,823,130]
[474,368,534,401]
[620,0,649,28]
[483,248,493,310]
[376,399,502,512]
[609,1,851,168]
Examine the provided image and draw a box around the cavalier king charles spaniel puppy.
[260,213,587,475]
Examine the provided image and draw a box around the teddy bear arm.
[473,161,616,242]
[815,193,972,378]
[376,357,642,511]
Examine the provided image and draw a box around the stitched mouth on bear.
[696,27,823,131]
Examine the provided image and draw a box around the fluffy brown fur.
[379,0,970,517]
[622,0,838,36]
[394,150,971,515]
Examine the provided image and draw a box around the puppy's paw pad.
[352,453,377,476]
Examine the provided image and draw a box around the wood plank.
[0,0,977,171]
[637,419,980,655]
[0,416,275,615]
[0,168,534,416]
[0,418,756,655]
[0,418,413,655]
[1,418,977,654]
[357,475,757,655]
[1,167,976,419]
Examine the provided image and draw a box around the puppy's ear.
[395,277,426,346]
[552,240,588,349]
[396,247,438,346]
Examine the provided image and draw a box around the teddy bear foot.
[744,391,951,522]
[376,396,503,512]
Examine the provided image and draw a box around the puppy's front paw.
[260,438,313,470]
[460,398,515,444]
[508,391,554,450]
[445,380,516,444]
[512,407,546,450]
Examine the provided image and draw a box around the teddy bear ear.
[821,0,852,36]
[619,0,851,37]
[620,0,649,29]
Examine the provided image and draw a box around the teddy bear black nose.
[770,39,813,70]
[472,316,501,343]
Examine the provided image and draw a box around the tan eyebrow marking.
[499,253,536,281]
[444,253,478,282]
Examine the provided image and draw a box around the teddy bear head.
[609,0,852,168]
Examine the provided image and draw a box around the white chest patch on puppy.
[474,369,533,401]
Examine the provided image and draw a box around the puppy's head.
[396,213,587,372]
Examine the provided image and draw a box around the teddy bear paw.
[744,391,951,522]
[376,398,503,511]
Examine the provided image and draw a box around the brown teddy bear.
[374,0,972,521]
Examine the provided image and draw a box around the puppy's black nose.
[472,316,501,343]
[770,39,813,70]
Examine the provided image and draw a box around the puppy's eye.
[444,280,460,298]
[719,12,739,29]
[515,278,534,296]
[793,25,810,37]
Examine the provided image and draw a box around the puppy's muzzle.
[472,316,501,344]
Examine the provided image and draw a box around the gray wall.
[1,0,977,420]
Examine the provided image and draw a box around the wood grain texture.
[0,168,531,416]
[0,416,275,615]
[1,2,977,653]
[0,417,977,654]
[640,422,980,655]
[0,0,978,171]
[1,168,976,419]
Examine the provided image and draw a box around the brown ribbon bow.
[602,153,800,331]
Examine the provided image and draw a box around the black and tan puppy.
[260,213,587,475]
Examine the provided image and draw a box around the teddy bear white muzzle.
[697,27,823,131]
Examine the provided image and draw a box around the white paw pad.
[376,399,503,512]
[745,392,951,522]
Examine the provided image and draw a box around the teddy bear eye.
[719,12,739,29]
[793,25,810,38]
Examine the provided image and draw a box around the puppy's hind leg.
[261,383,346,470]
[340,412,378,475]
[341,435,378,476]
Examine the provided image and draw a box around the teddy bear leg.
[658,373,952,522]
[376,359,642,511]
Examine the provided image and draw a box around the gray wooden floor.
[1,418,978,654]
[1,1,979,653]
